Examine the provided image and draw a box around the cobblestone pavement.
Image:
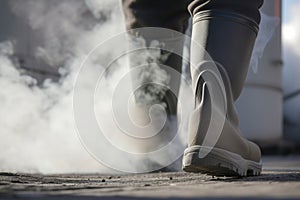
[0,156,300,200]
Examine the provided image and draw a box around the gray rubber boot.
[182,10,262,177]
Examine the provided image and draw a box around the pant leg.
[122,0,191,33]
[122,0,191,115]
[121,1,191,154]
[188,0,264,24]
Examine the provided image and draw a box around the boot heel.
[182,146,262,177]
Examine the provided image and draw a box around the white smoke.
[0,0,127,174]
[0,0,191,174]
[9,0,123,67]
[0,42,107,174]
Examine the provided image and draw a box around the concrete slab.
[0,156,299,200]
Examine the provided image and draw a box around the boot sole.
[182,146,262,177]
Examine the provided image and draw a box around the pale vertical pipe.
[235,0,283,144]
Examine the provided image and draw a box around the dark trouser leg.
[122,0,191,33]
[122,0,190,116]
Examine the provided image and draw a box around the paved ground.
[0,156,300,200]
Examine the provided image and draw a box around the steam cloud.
[0,0,192,174]
[0,0,129,174]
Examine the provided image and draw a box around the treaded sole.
[182,146,262,177]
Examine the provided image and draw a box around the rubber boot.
[182,10,263,177]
